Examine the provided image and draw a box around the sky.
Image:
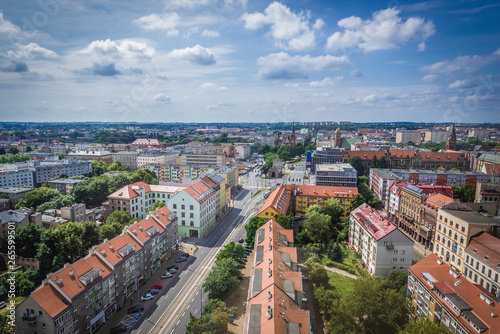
[0,0,499,124]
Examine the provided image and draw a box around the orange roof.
[466,232,500,271]
[31,284,69,318]
[389,149,415,157]
[95,232,143,266]
[422,193,454,211]
[418,151,464,162]
[346,150,386,160]
[258,184,291,216]
[108,181,151,200]
[184,180,215,203]
[409,254,500,333]
[285,184,358,198]
[49,254,113,299]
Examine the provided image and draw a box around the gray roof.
[370,168,404,180]
[441,209,500,225]
[248,304,262,334]
[446,293,472,311]
[0,210,26,223]
[0,187,33,194]
[252,268,262,295]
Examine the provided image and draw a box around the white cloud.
[154,93,172,104]
[309,76,343,87]
[422,74,438,82]
[78,39,156,60]
[168,45,216,65]
[0,12,20,35]
[201,29,220,37]
[134,13,180,36]
[326,8,435,52]
[420,49,500,75]
[165,0,246,9]
[363,94,377,103]
[257,52,351,80]
[7,43,57,59]
[242,2,322,50]
[417,42,426,52]
[200,82,227,90]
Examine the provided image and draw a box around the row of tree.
[0,152,32,164]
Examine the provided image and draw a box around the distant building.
[257,184,291,221]
[396,131,421,144]
[176,152,226,167]
[66,150,113,164]
[424,131,448,143]
[349,203,413,276]
[369,169,403,206]
[112,151,140,168]
[0,199,9,212]
[309,147,344,172]
[235,144,251,159]
[0,210,28,247]
[315,163,357,188]
[266,158,283,178]
[445,124,457,151]
[48,178,84,195]
[0,187,33,204]
[469,129,491,140]
[137,151,176,167]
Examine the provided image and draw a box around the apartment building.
[48,178,84,195]
[245,219,310,334]
[60,203,94,223]
[257,184,291,222]
[66,151,113,165]
[103,182,185,219]
[396,131,421,144]
[215,166,239,189]
[285,184,358,219]
[0,187,33,204]
[137,151,176,167]
[315,163,358,188]
[0,210,28,247]
[153,164,218,183]
[387,181,410,222]
[0,169,34,187]
[424,131,448,143]
[463,232,500,298]
[308,147,344,172]
[235,144,251,159]
[349,203,413,276]
[369,168,403,206]
[434,209,500,273]
[474,182,500,216]
[408,254,500,333]
[112,151,140,168]
[176,152,226,167]
[0,199,9,212]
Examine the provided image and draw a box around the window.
[190,205,193,210]
[401,250,405,255]
[55,317,64,327]
[488,269,492,278]
[190,221,194,226]
[466,255,469,263]
[394,250,398,254]
[181,204,185,209]
[173,204,177,209]
[461,226,465,232]
[474,274,478,282]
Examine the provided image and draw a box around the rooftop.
[316,163,357,173]
[465,232,500,270]
[440,209,500,226]
[285,184,358,197]
[258,184,291,216]
[351,203,398,241]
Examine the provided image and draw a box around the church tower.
[290,120,296,147]
[445,124,457,151]
[334,128,342,148]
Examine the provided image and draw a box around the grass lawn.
[328,271,356,298]
[0,296,25,315]
[251,188,265,198]
[319,244,359,272]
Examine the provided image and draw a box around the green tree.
[147,200,166,214]
[202,299,237,317]
[216,242,246,263]
[274,214,294,229]
[378,155,387,168]
[53,222,86,262]
[82,221,101,251]
[108,173,131,193]
[370,155,379,168]
[99,221,124,240]
[15,269,40,296]
[350,155,365,176]
[346,193,366,215]
[244,216,265,247]
[8,146,18,154]
[0,148,5,155]
[106,210,134,226]
[308,263,330,287]
[15,223,43,258]
[16,187,62,210]
[388,269,408,297]
[26,145,32,152]
[91,160,108,176]
[304,211,332,246]
[203,257,241,300]
[322,198,344,225]
[36,194,76,213]
[399,317,451,334]
[327,242,342,262]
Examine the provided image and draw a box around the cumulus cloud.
[326,8,435,52]
[0,60,28,73]
[200,82,227,90]
[309,76,343,87]
[168,45,216,65]
[154,93,172,104]
[363,94,377,103]
[0,12,20,35]
[7,43,57,59]
[133,13,180,36]
[201,29,220,37]
[242,2,322,50]
[448,79,476,89]
[420,49,500,75]
[79,39,156,60]
[422,74,438,82]
[257,52,351,80]
[77,63,121,76]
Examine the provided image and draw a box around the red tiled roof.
[351,203,397,241]
[422,193,454,211]
[416,185,453,197]
[346,150,386,160]
[131,139,161,146]
[465,232,500,271]
[418,151,464,161]
[95,232,143,266]
[285,184,358,197]
[31,284,69,318]
[389,149,415,157]
[258,184,291,215]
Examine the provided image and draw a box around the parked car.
[183,253,190,258]
[127,305,144,314]
[148,288,159,294]
[169,268,177,274]
[141,293,154,301]
[162,272,173,279]
[171,265,179,270]
[302,291,307,303]
[151,283,163,290]
[176,256,187,262]
[238,238,244,243]
[109,325,127,333]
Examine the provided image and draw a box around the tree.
[203,257,241,300]
[16,187,62,210]
[350,155,365,176]
[82,221,101,251]
[108,173,131,193]
[53,222,86,262]
[26,145,32,152]
[106,210,134,226]
[108,161,123,171]
[308,263,330,287]
[91,160,108,176]
[244,216,265,247]
[15,269,40,296]
[147,200,166,214]
[437,166,446,171]
[202,299,237,317]
[216,242,246,263]
[274,214,294,229]
[322,198,344,225]
[388,269,408,297]
[36,194,75,213]
[304,211,332,246]
[15,223,43,258]
[370,155,379,168]
[399,317,451,334]
[99,221,124,240]
[327,242,342,262]
[346,193,365,214]
[0,148,5,155]
[378,155,387,168]
[324,275,409,334]
[8,146,18,154]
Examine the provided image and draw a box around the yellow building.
[257,185,291,221]
[284,184,358,219]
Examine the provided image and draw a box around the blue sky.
[0,0,499,123]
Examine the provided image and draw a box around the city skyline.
[0,0,499,123]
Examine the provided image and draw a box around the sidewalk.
[323,266,358,279]
[95,245,198,334]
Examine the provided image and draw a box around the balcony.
[22,314,37,324]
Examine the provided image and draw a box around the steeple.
[292,119,295,134]
[446,124,457,151]
[449,124,456,137]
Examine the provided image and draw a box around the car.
[175,257,182,263]
[169,268,177,274]
[243,242,247,247]
[170,265,179,270]
[141,293,154,301]
[244,248,252,254]
[161,272,173,279]
[183,253,190,258]
[127,305,144,314]
[148,288,159,294]
[302,291,307,303]
[238,238,244,243]
[151,283,163,290]
[109,325,127,333]
[176,256,187,262]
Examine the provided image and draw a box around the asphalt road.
[284,161,306,185]
[130,188,265,334]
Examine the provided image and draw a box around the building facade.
[66,151,113,165]
[396,131,421,144]
[315,163,357,188]
[112,151,140,168]
[48,178,84,195]
[424,131,449,143]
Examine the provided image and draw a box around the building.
[475,152,500,174]
[130,138,163,148]
[32,160,92,186]
[369,168,403,206]
[137,151,176,167]
[235,144,251,160]
[334,128,342,148]
[434,209,500,273]
[152,164,218,183]
[0,210,28,247]
[244,219,310,334]
[315,163,357,187]
[266,158,283,178]
[176,152,226,167]
[0,169,34,187]
[60,203,94,223]
[445,125,457,151]
[66,150,113,165]
[0,198,9,212]
[285,184,358,219]
[469,129,491,140]
[215,166,239,189]
[463,232,500,298]
[112,151,141,168]
[41,214,69,228]
[257,184,291,222]
[396,131,421,144]
[103,182,186,220]
[408,254,500,333]
[387,181,409,222]
[424,131,449,143]
[349,203,413,276]
[308,147,344,172]
[474,181,500,216]
[48,178,84,195]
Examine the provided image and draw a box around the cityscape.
[1,0,500,334]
